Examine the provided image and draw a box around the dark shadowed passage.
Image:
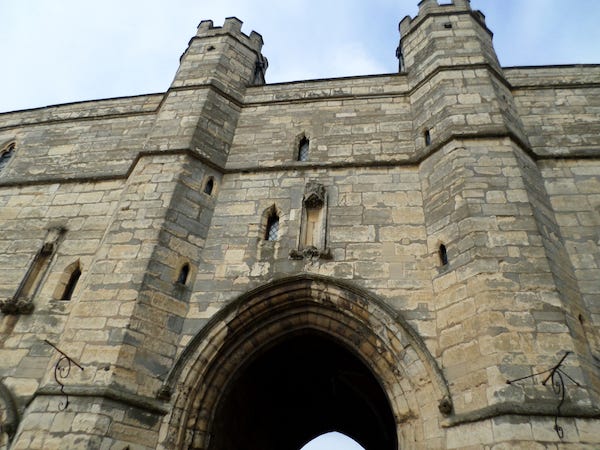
[209,332,397,450]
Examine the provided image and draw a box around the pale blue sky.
[301,432,365,449]
[0,1,598,113]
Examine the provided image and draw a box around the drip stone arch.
[158,274,452,449]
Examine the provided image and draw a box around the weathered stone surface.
[1,1,599,449]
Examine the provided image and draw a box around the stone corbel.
[0,296,34,315]
[289,246,332,260]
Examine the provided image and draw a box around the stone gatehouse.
[1,0,599,448]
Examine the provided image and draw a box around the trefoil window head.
[0,142,15,174]
[297,136,310,162]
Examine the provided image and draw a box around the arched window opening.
[300,432,366,450]
[297,136,310,162]
[439,244,448,266]
[0,142,15,173]
[177,263,190,285]
[204,177,214,195]
[265,212,279,241]
[61,265,81,301]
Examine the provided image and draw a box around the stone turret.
[399,0,528,156]
[2,3,600,448]
[172,17,268,95]
[404,0,599,420]
[144,18,268,166]
[399,0,500,80]
[7,18,270,449]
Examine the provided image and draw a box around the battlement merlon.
[196,17,264,54]
[399,0,489,38]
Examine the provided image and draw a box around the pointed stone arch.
[158,275,451,449]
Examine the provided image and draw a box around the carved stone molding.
[303,181,326,208]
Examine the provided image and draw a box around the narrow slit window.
[177,263,190,285]
[297,137,309,162]
[424,129,431,146]
[204,177,214,195]
[61,266,82,300]
[439,244,448,266]
[265,213,279,241]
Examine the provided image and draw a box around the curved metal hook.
[44,340,83,410]
[53,355,74,410]
[551,369,565,438]
[507,351,579,439]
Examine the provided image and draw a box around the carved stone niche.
[0,228,64,315]
[290,182,332,260]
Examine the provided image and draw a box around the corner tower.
[144,18,268,166]
[400,0,599,425]
[6,18,270,450]
[399,0,500,78]
[399,0,527,152]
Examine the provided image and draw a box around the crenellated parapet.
[399,0,486,37]
[145,17,268,162]
[195,17,265,55]
[398,0,498,80]
[396,0,528,157]
[172,16,268,93]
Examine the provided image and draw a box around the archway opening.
[209,332,397,450]
[300,431,365,450]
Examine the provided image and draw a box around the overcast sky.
[1,0,599,114]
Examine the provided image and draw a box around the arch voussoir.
[159,275,451,449]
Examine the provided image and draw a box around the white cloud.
[0,0,597,112]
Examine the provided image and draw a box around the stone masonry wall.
[1,2,599,448]
[0,179,124,440]
[1,65,598,448]
[507,66,600,156]
[0,95,162,182]
[541,159,600,360]
[187,165,434,344]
